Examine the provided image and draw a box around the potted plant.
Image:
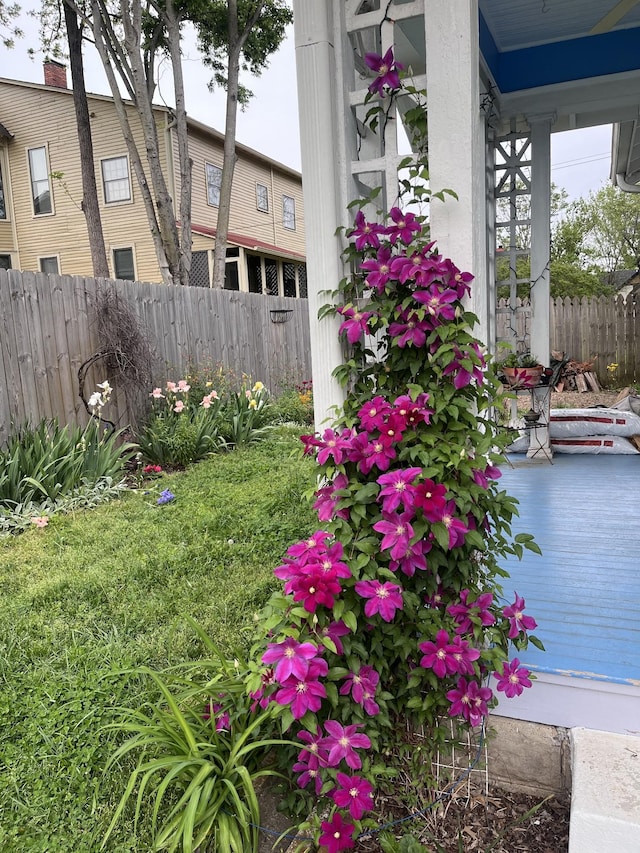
[500,351,544,389]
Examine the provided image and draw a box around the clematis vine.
[364,47,404,95]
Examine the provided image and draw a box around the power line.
[552,153,610,171]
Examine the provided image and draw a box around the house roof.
[0,76,301,180]
[190,221,305,262]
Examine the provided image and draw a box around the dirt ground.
[352,787,570,852]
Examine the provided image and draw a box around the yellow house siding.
[0,77,305,286]
[0,79,169,282]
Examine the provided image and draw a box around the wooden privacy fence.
[0,270,311,446]
[497,295,640,385]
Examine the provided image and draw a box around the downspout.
[615,172,640,193]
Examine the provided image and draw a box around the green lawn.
[0,430,316,852]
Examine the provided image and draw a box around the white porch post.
[293,2,346,428]
[528,114,554,368]
[425,0,489,345]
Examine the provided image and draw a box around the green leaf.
[342,610,358,633]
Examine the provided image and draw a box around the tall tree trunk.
[211,0,264,289]
[64,1,109,278]
[165,0,192,286]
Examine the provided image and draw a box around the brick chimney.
[43,60,67,89]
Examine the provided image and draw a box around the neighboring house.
[602,268,640,298]
[0,61,307,296]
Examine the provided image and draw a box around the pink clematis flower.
[354,579,404,622]
[321,720,371,769]
[418,629,459,679]
[440,500,469,549]
[340,665,380,716]
[502,593,538,639]
[349,210,386,251]
[332,773,374,820]
[275,658,328,719]
[261,637,322,683]
[364,47,404,95]
[337,305,375,345]
[372,511,414,561]
[447,590,495,635]
[449,635,481,676]
[390,537,432,577]
[493,658,532,698]
[376,467,422,513]
[317,428,355,466]
[388,309,431,348]
[318,811,355,853]
[414,479,447,522]
[360,246,394,293]
[289,571,342,613]
[318,620,351,655]
[358,396,393,432]
[385,207,422,245]
[413,285,458,321]
[446,677,493,727]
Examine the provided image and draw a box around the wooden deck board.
[498,455,640,687]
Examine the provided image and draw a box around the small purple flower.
[494,658,532,698]
[337,305,375,345]
[332,772,374,820]
[261,637,321,683]
[376,467,422,513]
[446,677,493,727]
[418,629,459,679]
[354,579,403,622]
[385,207,422,245]
[364,47,404,95]
[349,210,386,251]
[157,489,175,505]
[319,811,355,853]
[503,593,538,639]
[321,720,371,769]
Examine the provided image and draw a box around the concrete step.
[569,727,640,852]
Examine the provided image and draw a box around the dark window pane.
[190,250,210,287]
[225,246,240,258]
[265,259,278,296]
[113,248,135,281]
[39,257,59,274]
[283,262,296,297]
[298,264,308,298]
[0,254,11,270]
[224,260,239,291]
[247,254,263,293]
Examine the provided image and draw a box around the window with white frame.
[28,146,52,215]
[206,163,222,207]
[0,160,6,219]
[283,195,295,230]
[256,183,269,213]
[101,156,131,204]
[113,247,135,281]
[39,256,59,274]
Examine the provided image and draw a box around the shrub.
[137,379,224,467]
[271,381,314,426]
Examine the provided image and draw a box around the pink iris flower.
[493,658,533,698]
[502,593,538,639]
[354,579,404,622]
[332,773,374,820]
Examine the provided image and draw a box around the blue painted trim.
[479,10,499,82]
[526,664,639,688]
[480,26,640,93]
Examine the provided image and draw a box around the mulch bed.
[352,788,570,852]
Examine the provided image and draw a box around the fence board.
[0,270,312,446]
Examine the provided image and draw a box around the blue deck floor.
[498,454,640,688]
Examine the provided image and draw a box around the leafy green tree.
[192,0,292,289]
[571,184,640,276]
[0,0,22,48]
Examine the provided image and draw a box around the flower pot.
[502,365,543,389]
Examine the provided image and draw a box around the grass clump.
[0,431,316,852]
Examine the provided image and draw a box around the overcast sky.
[7,8,612,201]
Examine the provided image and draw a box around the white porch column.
[528,114,554,368]
[425,0,489,344]
[293,2,346,428]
